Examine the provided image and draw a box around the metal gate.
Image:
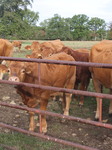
[0,56,112,150]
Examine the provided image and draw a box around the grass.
[62,41,99,49]
[0,132,78,150]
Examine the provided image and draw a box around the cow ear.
[26,68,31,74]
[24,63,32,74]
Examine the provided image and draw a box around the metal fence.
[0,56,112,150]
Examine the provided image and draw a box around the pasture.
[0,40,112,150]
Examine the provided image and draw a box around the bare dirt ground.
[0,83,112,150]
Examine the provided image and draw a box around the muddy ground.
[0,83,112,150]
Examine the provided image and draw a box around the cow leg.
[109,89,112,116]
[74,82,79,101]
[40,99,48,133]
[78,83,85,106]
[29,111,35,131]
[79,78,90,106]
[63,71,76,116]
[62,92,66,111]
[92,76,102,120]
[63,93,72,116]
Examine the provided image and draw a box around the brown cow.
[75,48,90,54]
[29,39,64,58]
[41,39,64,52]
[31,41,41,52]
[8,52,76,133]
[25,45,31,50]
[12,41,22,52]
[0,39,13,64]
[90,40,112,121]
[0,64,8,79]
[59,46,91,106]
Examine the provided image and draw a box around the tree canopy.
[0,0,111,40]
[0,0,39,39]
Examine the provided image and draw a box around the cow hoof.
[78,104,83,107]
[29,128,34,132]
[78,102,84,107]
[42,127,47,133]
[94,118,99,121]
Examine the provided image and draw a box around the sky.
[31,0,112,25]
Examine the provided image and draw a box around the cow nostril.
[15,78,18,81]
[9,76,19,82]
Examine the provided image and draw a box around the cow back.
[90,40,112,88]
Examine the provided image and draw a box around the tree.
[40,14,73,40]
[71,14,89,40]
[107,22,112,40]
[88,17,106,40]
[0,0,39,39]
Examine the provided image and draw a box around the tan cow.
[8,52,76,133]
[41,39,64,52]
[75,48,90,54]
[0,64,8,79]
[25,45,31,50]
[58,46,91,106]
[90,40,112,120]
[29,39,64,58]
[0,39,13,64]
[31,41,41,52]
[12,41,22,52]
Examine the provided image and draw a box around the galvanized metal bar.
[0,122,99,150]
[0,102,112,130]
[0,79,112,100]
[0,56,112,68]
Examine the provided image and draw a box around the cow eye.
[21,69,25,73]
[7,69,10,73]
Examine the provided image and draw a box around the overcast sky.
[31,0,112,25]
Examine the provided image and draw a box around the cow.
[0,39,13,64]
[89,40,112,121]
[12,41,22,52]
[24,45,31,50]
[8,52,76,133]
[58,46,91,106]
[0,64,8,79]
[29,39,64,58]
[75,48,90,54]
[31,41,41,52]
[41,39,64,52]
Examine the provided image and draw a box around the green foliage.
[0,0,39,39]
[40,14,107,41]
[0,0,109,40]
[88,17,106,40]
[40,14,73,40]
[71,14,90,40]
[107,22,112,39]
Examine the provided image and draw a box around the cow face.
[8,61,28,82]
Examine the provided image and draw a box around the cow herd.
[0,38,112,133]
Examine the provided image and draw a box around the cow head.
[8,61,32,82]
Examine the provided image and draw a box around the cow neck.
[16,85,33,97]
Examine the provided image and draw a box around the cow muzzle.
[8,76,20,82]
